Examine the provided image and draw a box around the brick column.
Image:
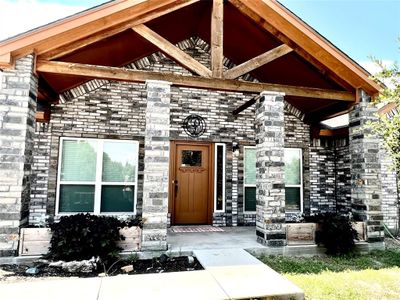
[0,55,38,256]
[141,80,171,251]
[349,91,383,242]
[255,91,286,247]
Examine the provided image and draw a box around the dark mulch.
[0,256,203,280]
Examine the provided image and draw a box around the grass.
[287,268,400,300]
[259,249,400,300]
[260,250,400,274]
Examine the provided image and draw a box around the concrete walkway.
[1,227,304,299]
[194,248,304,300]
[0,249,304,300]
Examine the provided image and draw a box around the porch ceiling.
[0,0,382,121]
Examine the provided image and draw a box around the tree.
[370,54,400,174]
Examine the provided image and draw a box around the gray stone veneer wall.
[29,123,51,225]
[381,146,399,233]
[335,141,352,214]
[141,80,171,251]
[0,55,37,256]
[255,92,286,246]
[350,102,384,242]
[309,138,352,215]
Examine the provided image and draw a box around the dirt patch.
[0,256,203,284]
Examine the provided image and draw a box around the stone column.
[349,91,383,242]
[0,55,38,256]
[141,80,171,251]
[255,91,286,247]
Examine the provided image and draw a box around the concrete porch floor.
[167,226,263,251]
[167,226,385,257]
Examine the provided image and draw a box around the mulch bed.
[0,256,203,283]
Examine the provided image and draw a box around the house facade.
[0,0,398,256]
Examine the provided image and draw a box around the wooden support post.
[211,0,224,78]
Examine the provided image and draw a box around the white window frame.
[214,143,226,212]
[56,137,139,215]
[284,148,304,213]
[243,146,257,213]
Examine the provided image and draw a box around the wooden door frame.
[169,140,214,225]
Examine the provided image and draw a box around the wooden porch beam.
[224,44,293,80]
[132,24,211,77]
[36,60,356,101]
[211,0,224,78]
[228,0,381,95]
[0,52,12,69]
[38,76,59,103]
[232,95,260,115]
[2,0,199,64]
[39,0,200,61]
[228,0,356,93]
[311,127,349,138]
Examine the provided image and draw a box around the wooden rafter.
[39,0,199,61]
[228,0,354,92]
[224,44,293,79]
[211,0,224,78]
[320,108,353,122]
[0,0,200,67]
[307,103,354,123]
[132,24,211,77]
[228,0,382,95]
[36,60,355,101]
[307,101,339,115]
[232,95,261,115]
[38,76,59,103]
[311,127,349,139]
[0,53,11,69]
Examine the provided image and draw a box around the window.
[243,147,303,213]
[284,148,303,212]
[214,143,226,212]
[56,138,138,214]
[244,147,256,212]
[181,150,202,167]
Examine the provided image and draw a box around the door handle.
[172,180,178,194]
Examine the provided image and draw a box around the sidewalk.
[0,248,304,300]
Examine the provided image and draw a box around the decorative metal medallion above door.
[182,114,206,137]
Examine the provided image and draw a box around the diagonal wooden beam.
[224,44,293,79]
[39,0,199,61]
[36,60,356,101]
[228,0,357,93]
[211,0,224,78]
[132,24,211,77]
[4,0,200,63]
[232,95,261,115]
[38,76,59,103]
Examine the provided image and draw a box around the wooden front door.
[171,142,212,225]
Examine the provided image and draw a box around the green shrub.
[306,213,358,255]
[47,213,141,263]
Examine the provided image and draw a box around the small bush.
[47,213,141,263]
[306,213,358,255]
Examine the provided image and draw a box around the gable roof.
[0,0,382,121]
